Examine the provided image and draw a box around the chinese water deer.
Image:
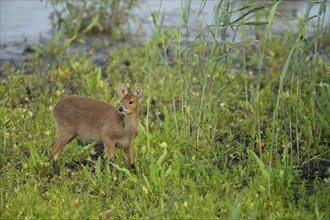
[51,83,142,176]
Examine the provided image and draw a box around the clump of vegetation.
[49,0,137,40]
[1,0,329,219]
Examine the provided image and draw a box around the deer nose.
[118,106,124,112]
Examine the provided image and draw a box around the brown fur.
[50,83,142,175]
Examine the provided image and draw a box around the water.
[0,0,53,61]
[1,0,329,63]
[136,1,330,41]
[0,0,53,43]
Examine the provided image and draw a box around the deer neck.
[122,112,138,133]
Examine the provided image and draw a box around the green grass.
[1,0,330,219]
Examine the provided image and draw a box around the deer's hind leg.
[51,130,76,176]
[103,137,116,172]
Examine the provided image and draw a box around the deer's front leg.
[125,147,136,174]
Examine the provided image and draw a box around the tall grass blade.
[248,149,270,184]
[110,163,137,183]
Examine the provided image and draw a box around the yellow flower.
[269,50,276,57]
[142,185,148,194]
[58,68,66,77]
[98,80,105,88]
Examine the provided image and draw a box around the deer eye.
[129,101,134,105]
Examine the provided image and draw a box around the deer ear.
[135,87,142,99]
[119,83,128,97]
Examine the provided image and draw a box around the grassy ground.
[1,0,330,219]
